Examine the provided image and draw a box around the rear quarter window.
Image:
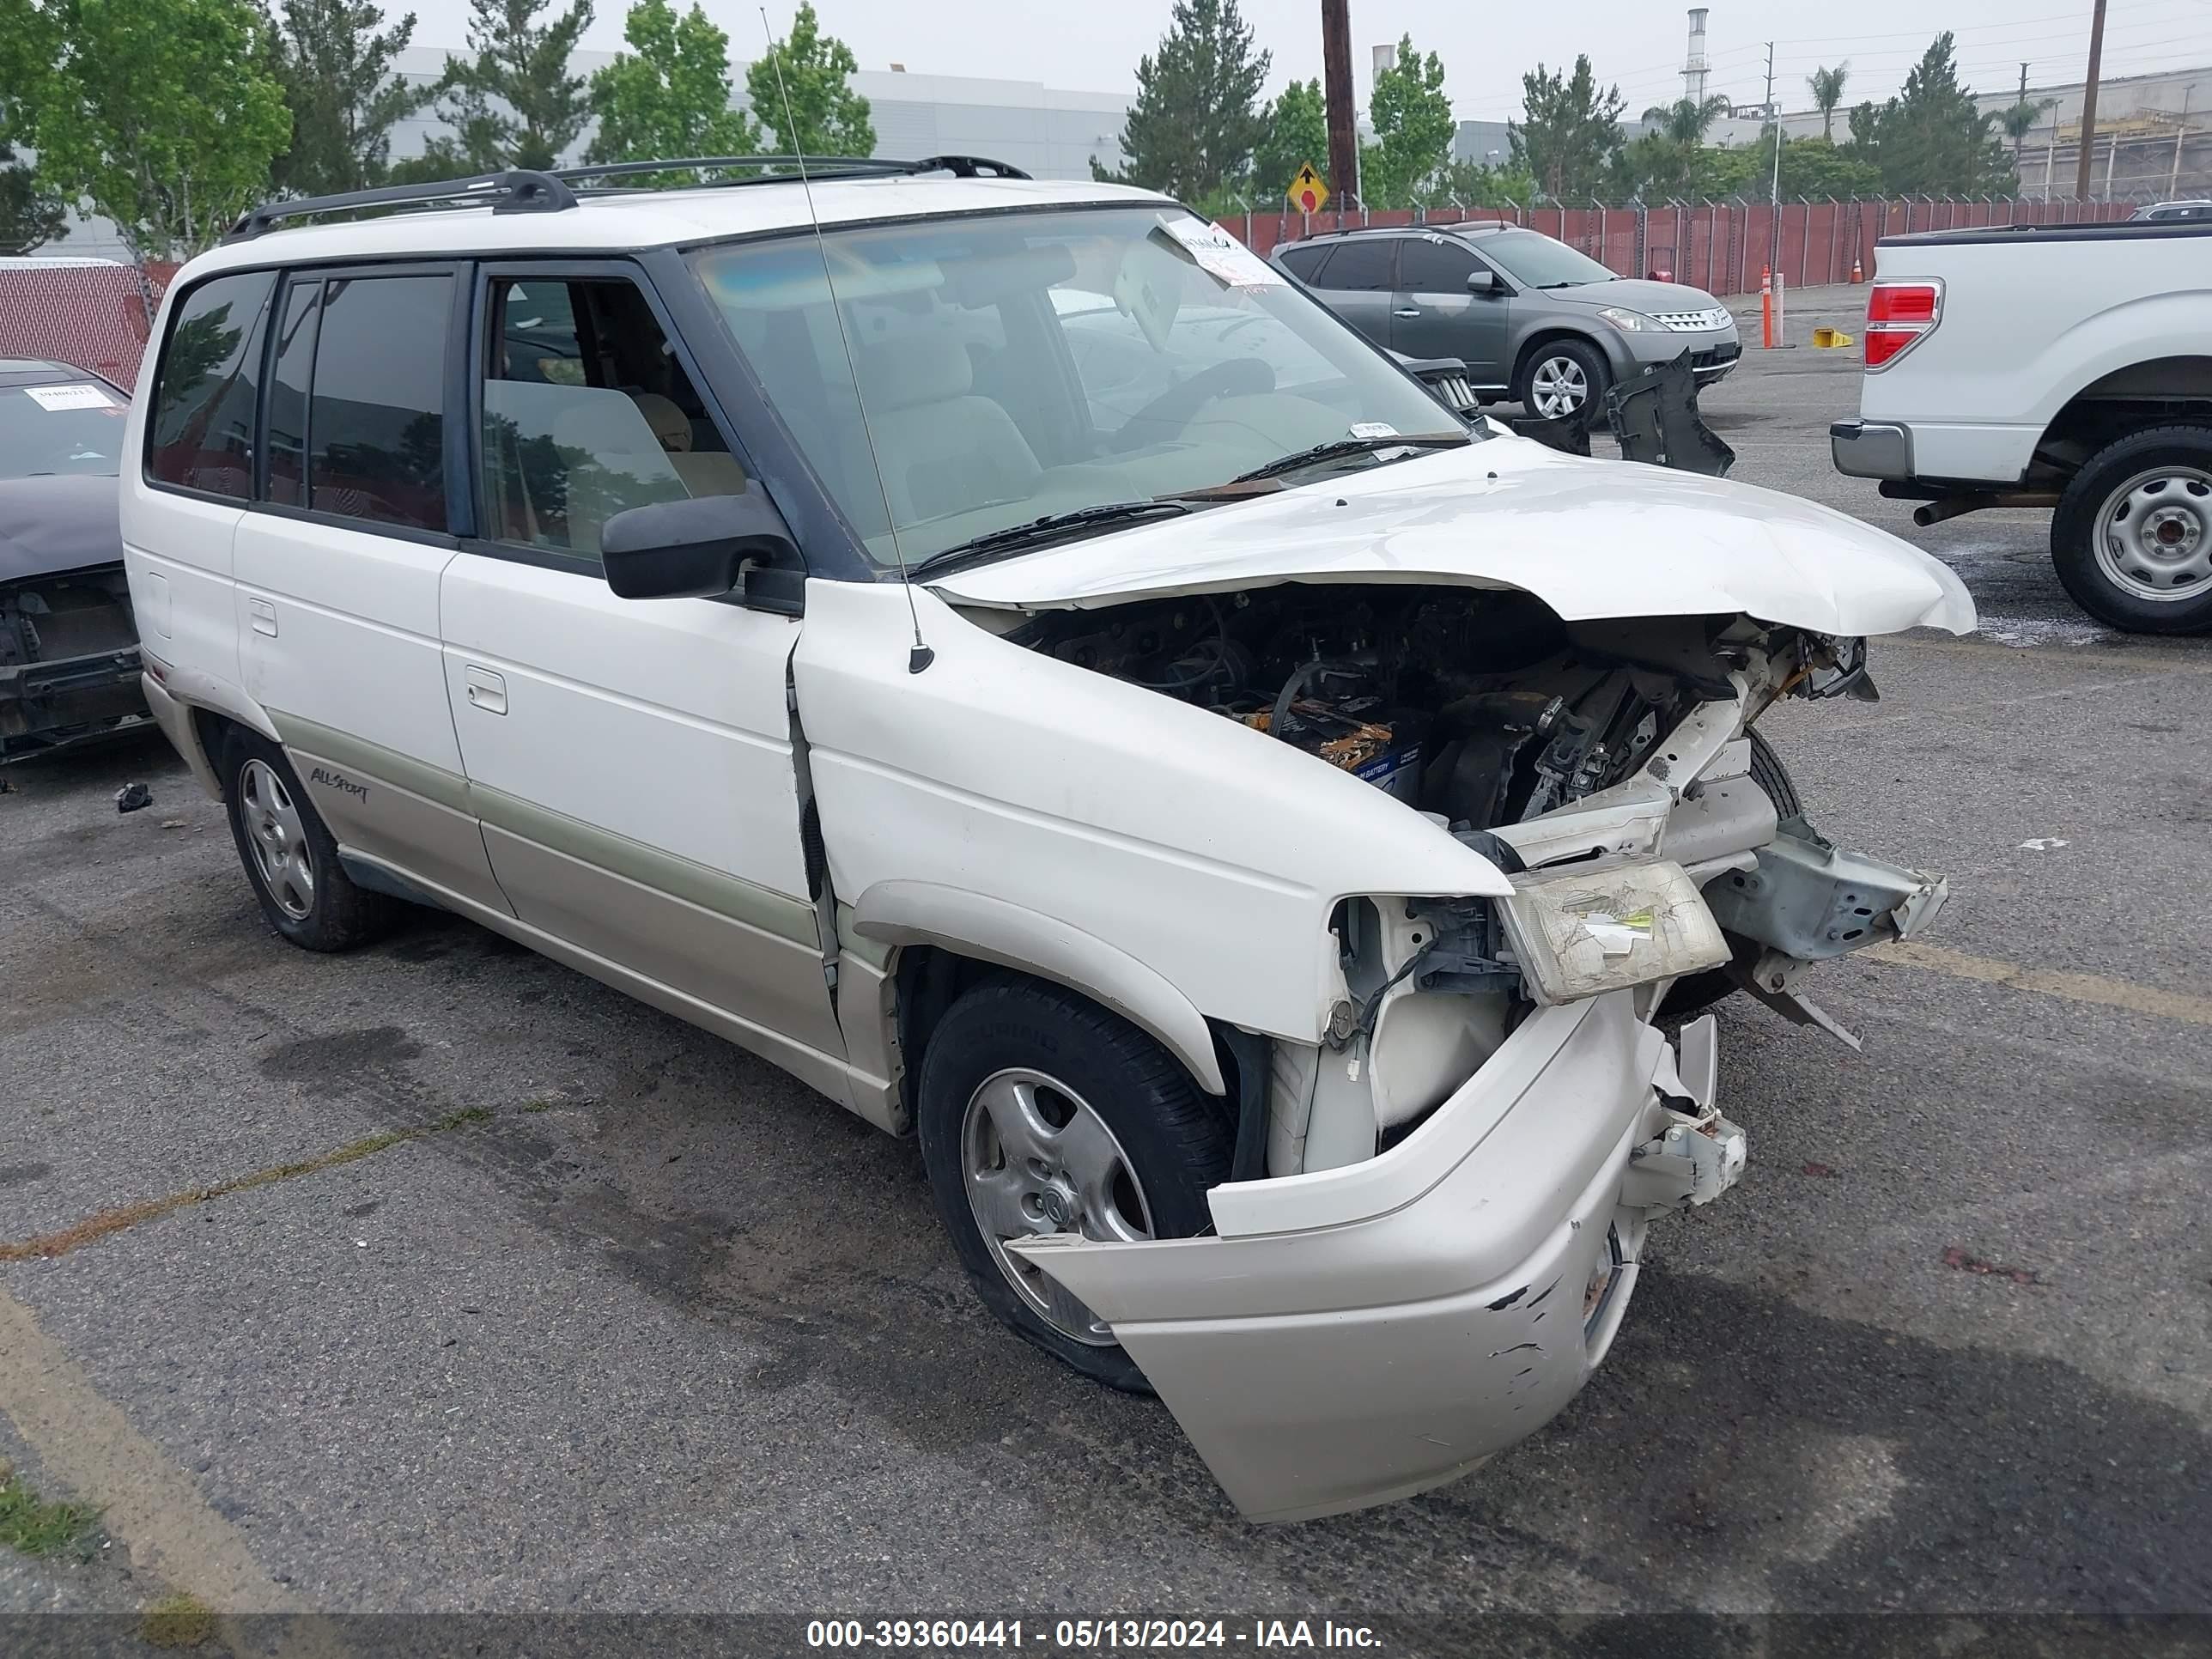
[145,270,276,500]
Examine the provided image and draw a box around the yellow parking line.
[1868,941,2212,1029]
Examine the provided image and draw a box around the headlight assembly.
[1498,859,1730,1004]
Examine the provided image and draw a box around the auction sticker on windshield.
[23,383,118,411]
[1158,216,1285,289]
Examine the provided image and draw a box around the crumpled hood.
[0,474,125,584]
[930,435,1977,637]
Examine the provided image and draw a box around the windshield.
[1480,231,1619,289]
[0,380,128,478]
[688,206,1464,567]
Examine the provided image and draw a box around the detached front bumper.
[1011,992,1743,1522]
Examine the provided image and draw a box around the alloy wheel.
[960,1066,1156,1346]
[1529,354,1589,420]
[240,758,316,921]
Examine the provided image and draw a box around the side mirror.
[600,484,799,603]
[1467,270,1500,296]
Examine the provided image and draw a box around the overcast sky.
[410,0,2212,120]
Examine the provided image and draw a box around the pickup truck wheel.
[220,728,400,951]
[1516,337,1608,423]
[2051,425,2212,634]
[1662,731,1800,1018]
[917,977,1230,1392]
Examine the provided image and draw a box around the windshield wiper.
[1223,431,1469,487]
[907,499,1195,579]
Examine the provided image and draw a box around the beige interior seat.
[858,333,1042,524]
[631,391,750,499]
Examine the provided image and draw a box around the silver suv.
[1274,223,1741,421]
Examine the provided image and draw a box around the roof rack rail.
[913,155,1031,179]
[554,155,903,187]
[226,169,577,242]
[551,154,1032,187]
[223,153,1035,242]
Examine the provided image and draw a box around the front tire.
[1516,337,1609,424]
[219,727,399,951]
[916,977,1231,1391]
[2051,424,2212,635]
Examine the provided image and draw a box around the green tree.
[1704,131,1883,198]
[1845,34,2010,196]
[0,145,66,254]
[27,0,291,258]
[270,0,434,198]
[1253,76,1324,204]
[1510,56,1624,201]
[1808,64,1850,141]
[1364,35,1455,208]
[1091,0,1267,203]
[1612,131,1702,201]
[744,2,873,158]
[403,0,594,176]
[1998,96,2057,171]
[588,0,759,174]
[1441,155,1534,207]
[1643,94,1729,146]
[0,5,64,252]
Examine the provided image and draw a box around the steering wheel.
[1107,357,1276,453]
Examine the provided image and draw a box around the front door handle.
[462,665,507,716]
[1393,307,1423,318]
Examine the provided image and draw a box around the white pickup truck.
[1831,219,2212,633]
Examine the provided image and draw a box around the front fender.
[852,878,1228,1096]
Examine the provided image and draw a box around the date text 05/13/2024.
[805,1620,1384,1650]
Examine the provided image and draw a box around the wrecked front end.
[0,561,147,762]
[986,581,1948,1518]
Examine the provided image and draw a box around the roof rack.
[225,153,1034,241]
[226,169,577,241]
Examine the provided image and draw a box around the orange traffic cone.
[1850,253,1863,283]
[1760,265,1773,349]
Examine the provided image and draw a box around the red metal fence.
[1227,198,2140,295]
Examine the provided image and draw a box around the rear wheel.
[916,977,1230,1391]
[220,727,399,951]
[1662,730,1799,1018]
[2051,424,2212,635]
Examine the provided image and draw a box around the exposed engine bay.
[1006,583,1871,842]
[1004,582,1932,1177]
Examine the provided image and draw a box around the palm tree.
[1643,94,1731,146]
[1808,64,1850,141]
[2000,97,2057,167]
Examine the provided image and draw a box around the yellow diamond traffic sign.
[1287,161,1328,215]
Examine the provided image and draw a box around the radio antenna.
[758,8,933,672]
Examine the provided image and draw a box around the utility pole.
[1765,43,1783,278]
[2172,87,2191,198]
[1321,0,1358,210]
[2015,63,2030,167]
[2075,0,2108,200]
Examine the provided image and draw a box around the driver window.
[1399,237,1480,295]
[477,276,750,561]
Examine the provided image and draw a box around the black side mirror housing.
[600,485,799,603]
[1467,270,1499,296]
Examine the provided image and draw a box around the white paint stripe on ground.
[0,1285,349,1658]
[1867,940,2212,1029]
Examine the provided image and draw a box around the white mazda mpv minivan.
[121,157,1972,1522]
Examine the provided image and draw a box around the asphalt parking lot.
[4,295,2209,1650]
